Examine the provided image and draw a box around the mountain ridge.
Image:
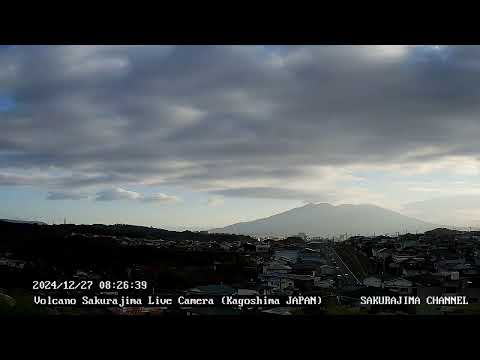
[210,202,440,237]
[0,218,47,225]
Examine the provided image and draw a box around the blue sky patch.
[0,96,16,112]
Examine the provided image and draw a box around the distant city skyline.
[1,45,480,229]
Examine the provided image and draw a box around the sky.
[1,45,480,229]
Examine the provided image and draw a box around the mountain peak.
[211,203,438,237]
[300,202,332,208]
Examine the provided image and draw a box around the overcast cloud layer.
[1,45,480,225]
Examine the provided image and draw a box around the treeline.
[0,221,253,260]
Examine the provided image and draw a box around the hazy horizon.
[2,45,480,229]
[0,201,473,233]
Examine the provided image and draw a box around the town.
[1,220,480,316]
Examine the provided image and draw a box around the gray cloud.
[2,46,480,200]
[141,193,179,203]
[211,187,333,202]
[207,196,225,207]
[403,195,480,227]
[95,188,142,201]
[46,191,88,200]
[404,195,480,212]
[0,173,44,186]
[94,187,179,203]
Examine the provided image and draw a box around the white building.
[363,276,382,288]
[263,261,292,275]
[383,278,414,295]
[320,265,336,275]
[314,277,335,288]
[256,244,271,253]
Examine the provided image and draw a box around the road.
[329,245,362,286]
[313,243,361,287]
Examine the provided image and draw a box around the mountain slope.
[210,203,438,237]
[0,219,47,225]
